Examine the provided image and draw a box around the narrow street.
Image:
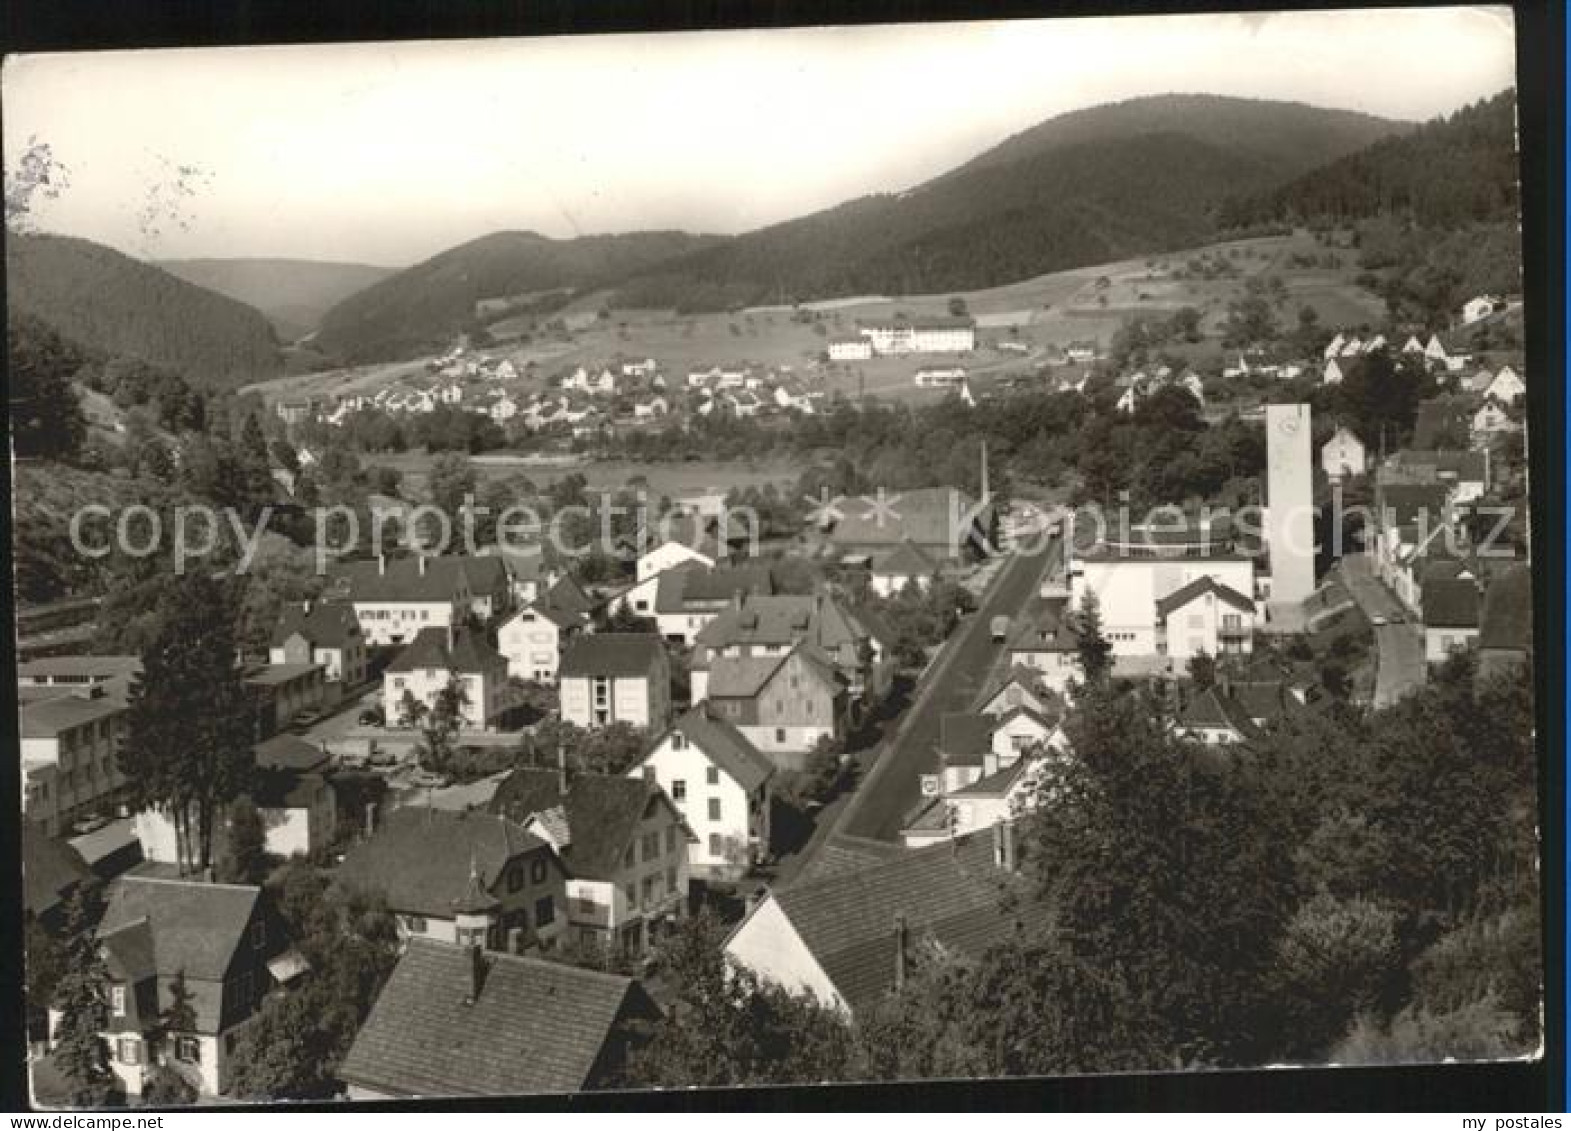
[1338,554,1427,709]
[803,536,1059,863]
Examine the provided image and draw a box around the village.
[20,268,1534,1100]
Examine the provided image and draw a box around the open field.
[241,230,1385,410]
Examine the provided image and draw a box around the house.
[724,826,1023,1018]
[383,626,510,730]
[976,664,1059,720]
[1065,340,1098,364]
[1462,294,1502,324]
[1477,563,1532,681]
[1484,365,1524,405]
[559,634,672,731]
[54,876,302,1098]
[269,601,367,690]
[913,366,966,388]
[1384,449,1490,504]
[1155,576,1256,662]
[244,661,329,739]
[1322,358,1345,385]
[135,736,339,865]
[1422,576,1482,664]
[335,806,567,951]
[631,395,669,419]
[828,335,873,361]
[1321,426,1367,481]
[1323,333,1346,360]
[901,717,1057,849]
[338,938,655,1100]
[326,554,512,646]
[725,390,764,418]
[1402,335,1426,355]
[1371,482,1454,608]
[1172,685,1261,746]
[1424,334,1450,366]
[824,485,995,564]
[634,705,774,880]
[22,678,133,838]
[651,561,775,647]
[869,539,938,598]
[1413,398,1474,449]
[490,768,691,956]
[702,642,847,772]
[690,592,890,703]
[1004,599,1082,698]
[497,603,585,684]
[1471,400,1521,445]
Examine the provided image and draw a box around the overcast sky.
[2,7,1516,268]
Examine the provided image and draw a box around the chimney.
[377,553,387,577]
[446,623,456,652]
[465,942,486,1005]
[302,599,313,615]
[364,801,377,839]
[993,818,1018,873]
[893,913,908,990]
[419,555,429,577]
[557,744,569,795]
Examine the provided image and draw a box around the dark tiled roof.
[18,655,141,681]
[1422,577,1482,630]
[1226,681,1303,726]
[490,770,668,882]
[1176,687,1259,739]
[828,487,984,553]
[977,664,1054,710]
[873,539,939,579]
[386,626,506,676]
[338,938,651,1097]
[1154,576,1255,620]
[270,601,362,649]
[757,833,1021,1014]
[335,808,548,919]
[22,826,93,921]
[950,755,1034,798]
[1378,482,1451,528]
[21,678,132,738]
[1479,564,1533,652]
[655,562,774,614]
[543,575,597,617]
[559,633,667,679]
[939,713,994,767]
[651,706,774,793]
[1390,449,1489,482]
[695,592,882,661]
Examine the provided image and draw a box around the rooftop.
[558,633,667,679]
[490,769,677,882]
[338,938,652,1098]
[646,706,776,794]
[386,626,506,676]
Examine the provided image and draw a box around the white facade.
[355,600,457,647]
[637,539,715,583]
[498,607,565,683]
[384,666,503,730]
[1485,366,1525,405]
[1160,588,1255,663]
[560,674,666,731]
[1072,557,1256,658]
[1321,427,1367,481]
[859,321,976,355]
[724,896,846,1012]
[828,338,873,361]
[1265,404,1316,607]
[634,734,769,880]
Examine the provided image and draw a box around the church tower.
[1265,403,1315,614]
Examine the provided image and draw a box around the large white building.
[857,315,976,355]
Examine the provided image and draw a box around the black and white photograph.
[5,4,1549,1108]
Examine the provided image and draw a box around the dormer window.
[110,983,126,1017]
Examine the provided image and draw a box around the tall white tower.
[1265,403,1315,610]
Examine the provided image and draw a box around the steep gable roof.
[650,705,775,793]
[335,808,548,918]
[22,827,94,922]
[1154,575,1255,620]
[1422,577,1482,630]
[270,601,362,649]
[338,938,651,1097]
[939,712,995,767]
[328,555,507,605]
[1479,564,1533,653]
[490,770,674,882]
[873,539,939,579]
[1176,687,1259,739]
[755,832,1021,1014]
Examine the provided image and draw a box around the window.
[110,984,126,1017]
[642,832,659,861]
[623,844,635,868]
[705,767,719,786]
[642,875,655,904]
[403,914,428,934]
[671,779,686,802]
[176,1036,201,1064]
[708,798,721,822]
[708,833,723,857]
[667,865,678,892]
[665,826,677,854]
[577,895,596,916]
[534,896,555,927]
[507,864,524,893]
[531,858,548,884]
[775,728,786,744]
[116,1038,142,1066]
[624,883,638,909]
[671,734,685,751]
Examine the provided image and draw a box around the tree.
[1186,650,1216,690]
[119,574,257,874]
[619,910,853,1088]
[948,296,968,318]
[52,887,115,1106]
[1073,590,1113,688]
[398,678,469,776]
[219,798,269,884]
[237,412,275,509]
[9,314,87,461]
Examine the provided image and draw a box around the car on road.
[990,615,1011,642]
[1370,614,1388,626]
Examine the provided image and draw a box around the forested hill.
[1218,90,1518,229]
[312,229,727,364]
[6,232,283,392]
[611,94,1408,312]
